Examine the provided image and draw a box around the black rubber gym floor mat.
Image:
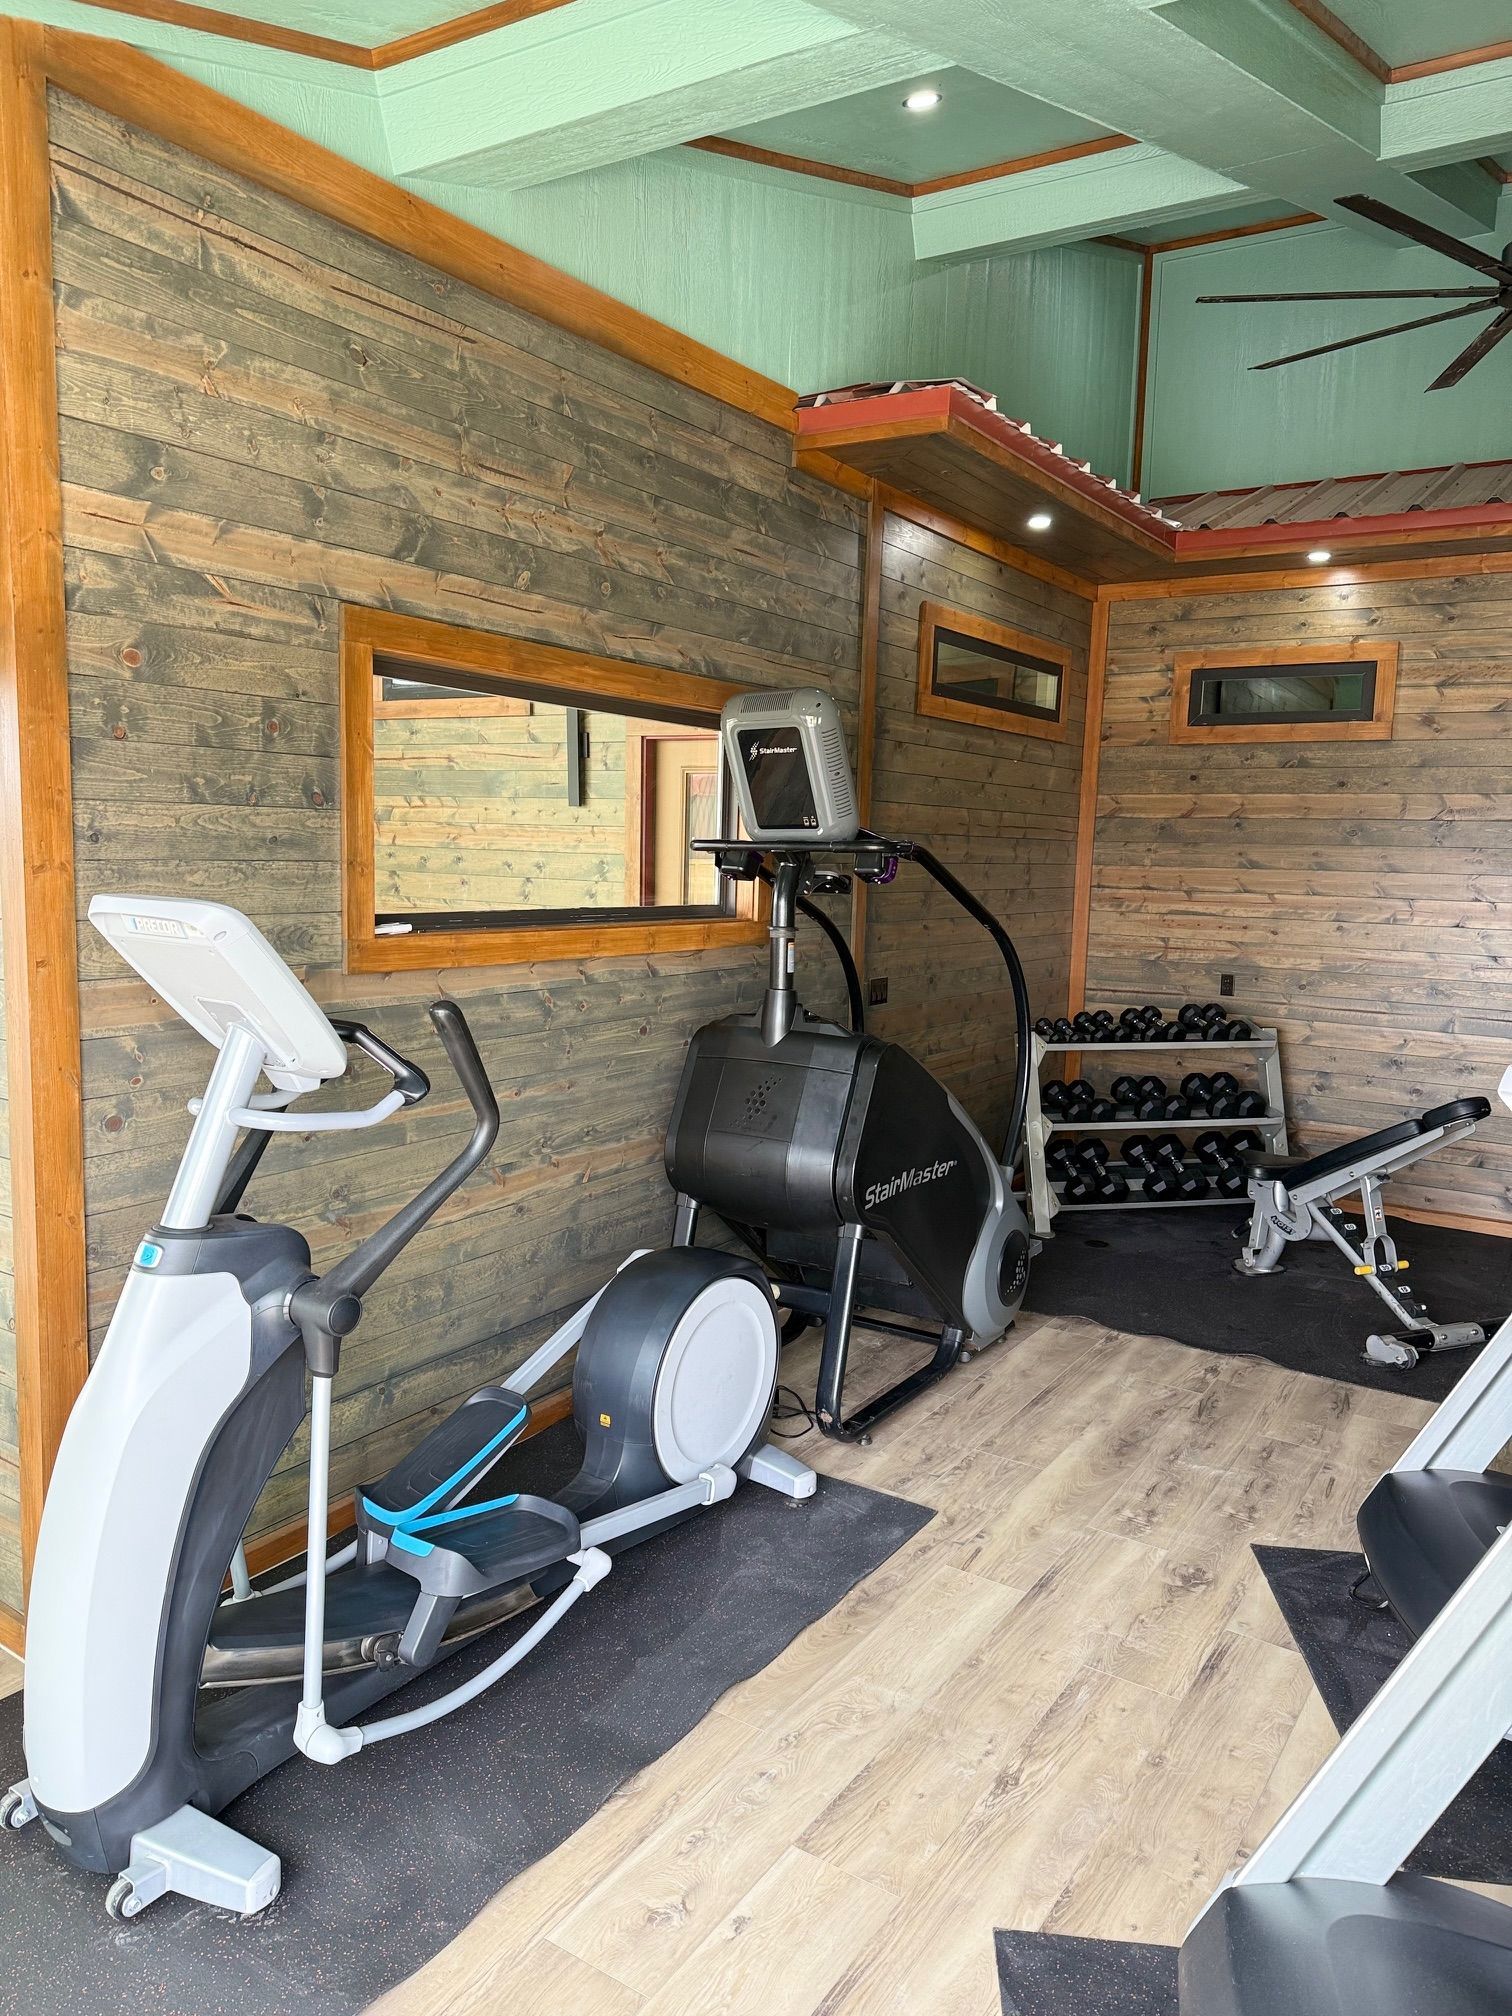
[1255,1543,1512,1884]
[0,1423,931,2016]
[1025,1206,1512,1401]
[995,1929,1177,2016]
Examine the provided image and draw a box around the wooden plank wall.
[865,513,1089,1146]
[0,884,16,1609]
[1087,575,1512,1223]
[50,89,864,1538]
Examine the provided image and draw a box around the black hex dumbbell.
[1180,1072,1215,1111]
[1063,1138,1131,1205]
[1193,1130,1249,1198]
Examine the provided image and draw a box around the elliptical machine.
[665,689,1035,1442]
[3,896,813,1917]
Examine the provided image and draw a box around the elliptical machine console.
[3,897,814,1918]
[666,688,1035,1441]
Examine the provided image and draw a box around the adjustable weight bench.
[1235,1095,1493,1369]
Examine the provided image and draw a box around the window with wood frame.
[1169,641,1399,744]
[341,609,762,972]
[916,600,1069,741]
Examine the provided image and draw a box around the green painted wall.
[15,0,1140,479]
[421,150,1142,482]
[1143,220,1512,498]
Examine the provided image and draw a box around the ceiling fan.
[1197,193,1512,391]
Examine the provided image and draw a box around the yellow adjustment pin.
[1355,1265,1374,1276]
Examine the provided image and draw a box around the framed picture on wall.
[916,600,1070,742]
[1169,640,1399,744]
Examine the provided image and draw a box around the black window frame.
[1185,659,1378,729]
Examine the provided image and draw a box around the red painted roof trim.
[796,387,1512,564]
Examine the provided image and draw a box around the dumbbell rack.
[1024,1028,1289,1237]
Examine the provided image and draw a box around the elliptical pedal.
[358,1383,532,1531]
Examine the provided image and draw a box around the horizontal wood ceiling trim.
[1283,0,1512,84]
[33,0,576,71]
[686,132,1137,202]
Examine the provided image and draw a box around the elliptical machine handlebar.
[289,998,500,1366]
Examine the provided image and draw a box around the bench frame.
[1236,1106,1489,1369]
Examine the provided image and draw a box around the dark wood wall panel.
[865,513,1089,1148]
[1088,575,1512,1223]
[50,90,864,1537]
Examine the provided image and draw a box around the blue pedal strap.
[385,1489,526,1559]
[363,1402,528,1549]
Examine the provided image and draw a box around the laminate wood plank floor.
[0,1319,1485,2008]
[369,1311,1496,2016]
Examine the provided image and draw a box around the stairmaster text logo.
[863,1158,957,1210]
[749,738,799,758]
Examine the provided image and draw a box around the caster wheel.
[858,1432,872,1447]
[106,1876,144,1920]
[959,1348,973,1364]
[0,1789,28,1832]
[1366,1334,1419,1371]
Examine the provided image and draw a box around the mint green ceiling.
[1319,0,1512,69]
[716,66,1110,184]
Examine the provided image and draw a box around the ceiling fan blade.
[1199,288,1500,302]
[1334,194,1512,282]
[1250,300,1491,371]
[1427,306,1512,389]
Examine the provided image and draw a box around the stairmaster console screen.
[737,727,818,832]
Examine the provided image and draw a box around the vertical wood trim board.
[0,21,88,1597]
[1066,594,1110,1019]
[850,490,885,968]
[1131,249,1154,499]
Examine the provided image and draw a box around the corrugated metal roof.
[800,380,1183,531]
[1158,460,1512,529]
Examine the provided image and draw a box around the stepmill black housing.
[665,688,1034,1442]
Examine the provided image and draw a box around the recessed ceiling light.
[903,88,942,112]
[1306,548,1332,564]
[1027,512,1053,531]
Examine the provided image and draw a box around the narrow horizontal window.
[341,610,764,971]
[1169,641,1398,746]
[1186,661,1374,727]
[915,600,1069,742]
